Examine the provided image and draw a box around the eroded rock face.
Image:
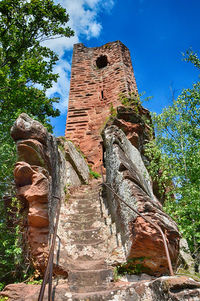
[11,113,48,145]
[112,106,152,153]
[11,115,57,271]
[102,125,180,275]
[57,138,90,184]
[105,105,174,204]
[11,113,87,273]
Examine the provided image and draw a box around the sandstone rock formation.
[102,124,180,275]
[109,105,176,205]
[57,138,90,185]
[1,114,200,299]
[11,113,89,273]
[111,105,152,154]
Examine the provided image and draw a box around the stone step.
[72,240,105,251]
[72,200,99,206]
[70,206,99,213]
[68,208,99,216]
[67,259,106,271]
[67,228,102,241]
[68,268,113,292]
[71,199,97,205]
[70,238,104,246]
[63,214,102,225]
[65,210,100,217]
[60,206,98,218]
[71,254,105,261]
[71,286,128,301]
[70,208,100,215]
[70,193,99,200]
[70,200,99,207]
[71,284,110,294]
[63,220,103,231]
[71,203,100,211]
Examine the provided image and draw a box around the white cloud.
[89,22,102,38]
[44,0,115,114]
[43,35,79,58]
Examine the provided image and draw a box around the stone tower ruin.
[65,41,137,170]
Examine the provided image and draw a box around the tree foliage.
[145,50,200,266]
[0,0,73,288]
[0,0,74,132]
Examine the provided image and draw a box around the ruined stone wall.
[65,41,137,170]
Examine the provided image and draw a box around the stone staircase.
[56,178,127,300]
[2,179,200,300]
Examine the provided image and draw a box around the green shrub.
[89,167,101,179]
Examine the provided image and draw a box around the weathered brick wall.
[65,41,138,171]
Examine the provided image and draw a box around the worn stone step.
[72,240,105,251]
[71,205,100,213]
[71,199,97,205]
[71,286,129,301]
[71,202,98,208]
[70,193,98,200]
[67,259,106,271]
[71,254,105,261]
[68,208,99,216]
[79,193,99,199]
[70,208,100,215]
[65,210,100,217]
[60,205,98,217]
[63,219,104,231]
[71,200,99,206]
[70,284,111,294]
[64,214,102,225]
[70,207,99,215]
[70,238,104,246]
[68,268,113,292]
[64,220,103,231]
[67,228,102,241]
[63,219,101,228]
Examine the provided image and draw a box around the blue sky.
[47,0,200,136]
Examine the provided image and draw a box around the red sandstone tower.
[65,41,137,171]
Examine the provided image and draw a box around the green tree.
[0,0,73,288]
[146,50,200,266]
[0,0,74,132]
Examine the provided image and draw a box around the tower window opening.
[101,90,104,99]
[96,55,108,69]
